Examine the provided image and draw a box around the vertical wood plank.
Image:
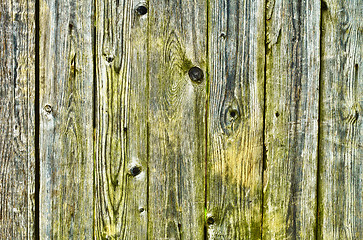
[94,0,148,238]
[0,0,35,238]
[147,0,207,238]
[319,0,362,239]
[206,0,265,239]
[39,0,93,238]
[263,0,320,238]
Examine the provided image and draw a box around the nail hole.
[220,32,226,38]
[275,112,280,117]
[139,207,144,213]
[44,105,52,113]
[136,5,148,15]
[206,216,215,225]
[188,67,204,83]
[130,166,141,177]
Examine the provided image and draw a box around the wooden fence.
[0,0,362,239]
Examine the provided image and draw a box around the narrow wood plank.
[39,0,93,238]
[263,0,320,238]
[147,0,207,238]
[319,0,362,239]
[94,0,148,238]
[0,0,35,238]
[206,0,265,239]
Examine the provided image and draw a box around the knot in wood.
[221,99,242,135]
[136,5,148,16]
[206,216,215,225]
[188,67,204,83]
[229,109,238,118]
[105,55,114,63]
[44,105,52,114]
[130,166,141,177]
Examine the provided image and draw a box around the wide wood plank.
[94,0,148,238]
[318,0,362,239]
[147,0,207,238]
[206,0,265,239]
[0,0,35,238]
[39,0,93,238]
[263,0,320,238]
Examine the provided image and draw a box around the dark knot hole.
[136,5,148,15]
[206,216,215,225]
[130,166,141,177]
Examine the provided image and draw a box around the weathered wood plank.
[318,0,362,239]
[94,0,148,238]
[39,0,93,238]
[0,0,35,238]
[263,0,320,238]
[206,0,265,239]
[147,0,207,238]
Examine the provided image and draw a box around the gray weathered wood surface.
[263,0,321,238]
[0,0,361,239]
[319,0,362,239]
[206,0,265,239]
[39,0,93,238]
[0,0,35,238]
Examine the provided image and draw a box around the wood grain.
[94,0,148,238]
[318,0,362,239]
[206,0,265,239]
[147,0,207,239]
[0,0,35,238]
[263,0,321,239]
[1,1,361,238]
[39,0,93,238]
